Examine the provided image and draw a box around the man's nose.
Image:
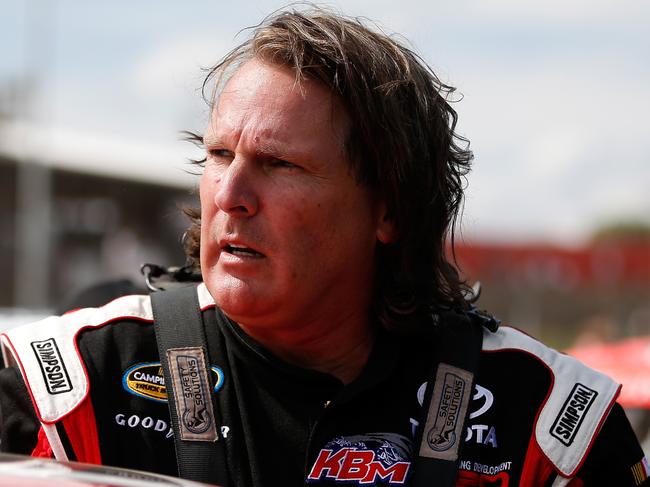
[214,157,259,217]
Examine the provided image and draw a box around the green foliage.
[592,220,650,243]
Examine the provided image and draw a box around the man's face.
[200,58,392,330]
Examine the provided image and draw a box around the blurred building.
[0,120,197,311]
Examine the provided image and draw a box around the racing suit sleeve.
[0,366,40,454]
[574,403,649,486]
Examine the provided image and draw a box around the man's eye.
[207,149,233,159]
[271,159,298,169]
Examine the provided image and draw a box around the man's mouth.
[224,244,264,258]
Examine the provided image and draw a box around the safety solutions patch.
[418,363,473,461]
[167,347,218,442]
[122,362,224,403]
[30,338,73,394]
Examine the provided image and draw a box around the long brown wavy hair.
[184,7,473,333]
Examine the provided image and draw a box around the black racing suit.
[0,284,647,486]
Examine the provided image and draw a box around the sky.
[1,0,649,244]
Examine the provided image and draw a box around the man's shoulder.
[0,284,217,425]
[479,325,622,478]
[1,291,156,371]
[1,284,217,365]
[0,293,156,425]
[480,325,620,400]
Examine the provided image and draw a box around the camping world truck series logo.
[31,338,73,394]
[122,362,224,403]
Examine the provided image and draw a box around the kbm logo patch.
[122,362,224,403]
[418,363,473,461]
[308,433,411,485]
[31,338,73,394]
[551,383,598,446]
[167,347,218,441]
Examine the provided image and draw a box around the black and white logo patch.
[418,363,473,461]
[550,383,598,446]
[167,347,218,442]
[31,338,73,394]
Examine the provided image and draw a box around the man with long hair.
[1,7,647,486]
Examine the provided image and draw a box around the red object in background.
[566,336,650,409]
[453,241,650,288]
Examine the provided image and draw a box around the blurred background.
[1,0,649,443]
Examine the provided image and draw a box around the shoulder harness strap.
[151,285,228,486]
[410,309,490,486]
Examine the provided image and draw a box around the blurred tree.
[592,220,650,243]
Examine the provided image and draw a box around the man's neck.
[238,312,376,384]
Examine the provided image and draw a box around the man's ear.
[376,201,396,244]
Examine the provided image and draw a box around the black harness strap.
[151,285,228,486]
[409,310,485,487]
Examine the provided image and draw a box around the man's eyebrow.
[201,129,320,162]
[202,134,221,147]
[203,132,291,155]
[255,139,287,157]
